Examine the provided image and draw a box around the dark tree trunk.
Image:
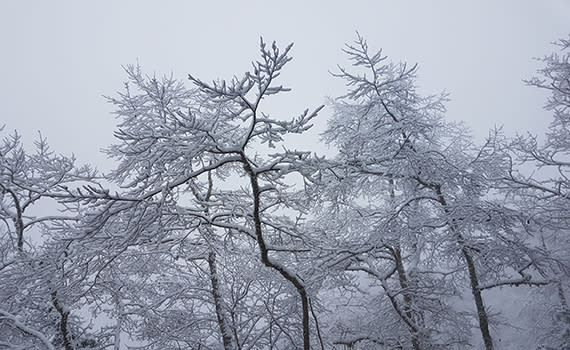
[393,247,421,350]
[242,154,311,350]
[51,291,74,350]
[2,188,25,251]
[435,186,493,350]
[462,249,494,350]
[208,250,235,350]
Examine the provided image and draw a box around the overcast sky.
[1,1,569,171]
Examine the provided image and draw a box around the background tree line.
[1,35,569,350]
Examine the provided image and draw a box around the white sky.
[1,1,569,171]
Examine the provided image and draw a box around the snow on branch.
[477,276,551,291]
[0,309,56,350]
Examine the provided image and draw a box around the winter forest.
[1,34,569,350]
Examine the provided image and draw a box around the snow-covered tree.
[0,128,97,350]
[318,34,546,350]
[72,39,324,350]
[3,33,569,350]
[503,35,570,350]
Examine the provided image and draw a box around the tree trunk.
[208,250,235,350]
[2,187,25,251]
[462,249,494,350]
[393,247,421,350]
[242,154,311,350]
[113,293,123,350]
[389,177,422,350]
[434,185,493,350]
[51,291,74,350]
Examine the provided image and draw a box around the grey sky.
[1,1,569,171]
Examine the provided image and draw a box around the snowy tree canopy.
[1,35,569,350]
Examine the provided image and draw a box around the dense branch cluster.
[1,35,569,350]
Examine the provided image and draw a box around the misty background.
[1,1,569,172]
